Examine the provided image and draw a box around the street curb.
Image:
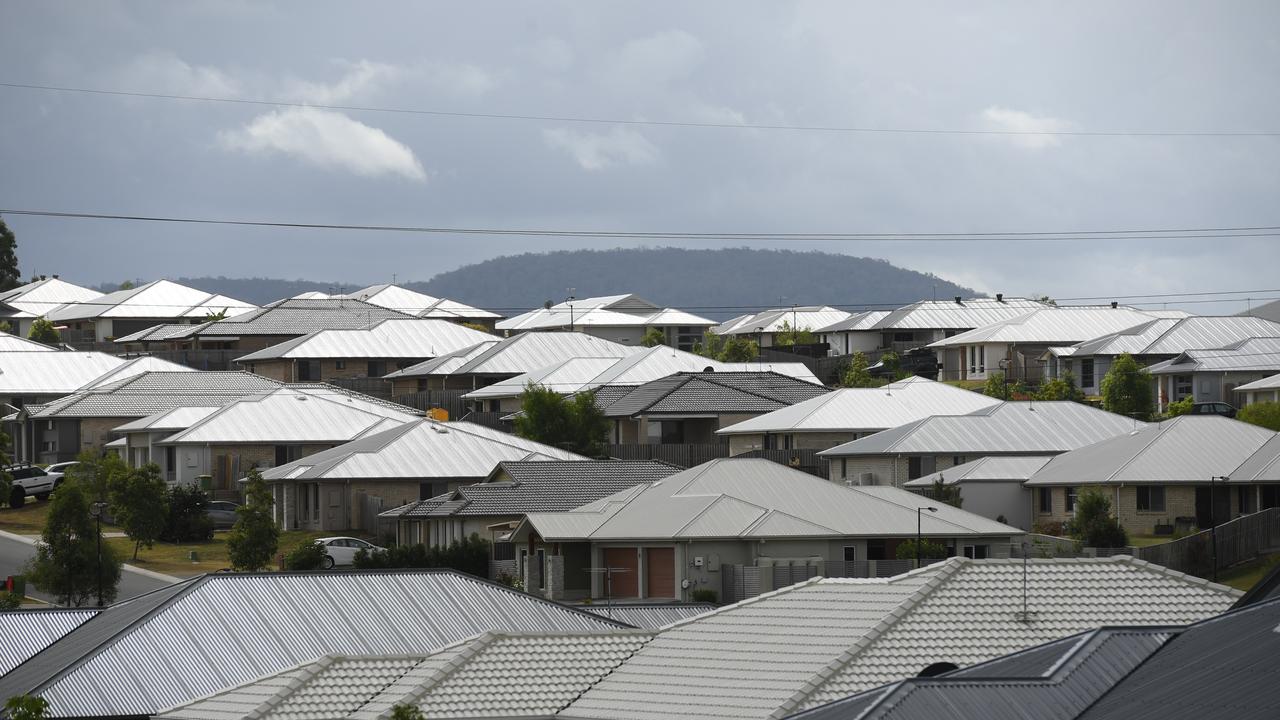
[0,528,180,583]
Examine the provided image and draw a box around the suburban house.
[1147,336,1280,411]
[383,331,637,393]
[715,305,854,347]
[819,401,1145,487]
[112,406,220,476]
[600,370,831,446]
[257,418,585,533]
[461,345,819,414]
[903,455,1055,530]
[232,317,495,382]
[927,305,1181,384]
[0,570,626,720]
[1045,315,1280,396]
[378,459,679,567]
[113,296,413,354]
[338,283,502,328]
[0,351,125,413]
[496,293,716,350]
[0,334,57,352]
[716,376,1001,456]
[14,370,281,464]
[1023,415,1280,534]
[510,458,1022,602]
[1235,372,1280,406]
[0,276,103,337]
[129,387,421,493]
[44,279,256,343]
[815,310,891,356]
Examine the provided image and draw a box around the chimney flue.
[954,296,962,304]
[996,293,1004,302]
[1111,301,1118,309]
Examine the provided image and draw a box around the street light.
[90,501,107,607]
[916,506,938,569]
[1210,476,1229,581]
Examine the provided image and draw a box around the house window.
[1065,487,1078,513]
[1080,360,1095,389]
[1137,486,1166,512]
[493,542,516,561]
[893,332,914,343]
[335,360,346,370]
[978,346,985,373]
[907,456,934,480]
[842,546,857,562]
[908,457,923,480]
[952,456,967,467]
[46,420,56,431]
[963,545,989,559]
[274,445,304,466]
[1038,488,1052,513]
[367,361,386,377]
[1262,486,1280,510]
[1238,487,1256,514]
[968,347,976,373]
[40,440,57,453]
[1174,375,1193,399]
[866,540,887,561]
[297,360,321,381]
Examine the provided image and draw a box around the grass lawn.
[107,530,331,577]
[1219,553,1280,593]
[0,501,53,535]
[1128,534,1177,548]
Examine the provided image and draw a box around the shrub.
[283,540,328,571]
[690,588,718,604]
[355,534,491,578]
[1165,396,1194,417]
[162,485,214,542]
[895,539,948,560]
[226,469,278,572]
[1239,402,1280,432]
[1066,489,1128,549]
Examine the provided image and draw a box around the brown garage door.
[646,547,675,599]
[603,548,639,598]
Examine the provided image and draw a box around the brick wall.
[245,360,292,382]
[79,416,130,452]
[1114,485,1199,535]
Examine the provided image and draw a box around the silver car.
[315,537,384,568]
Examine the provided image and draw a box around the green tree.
[894,538,948,561]
[461,322,491,333]
[880,350,903,380]
[4,696,50,720]
[982,371,1025,399]
[640,327,667,347]
[1165,396,1194,417]
[117,279,136,291]
[693,330,727,359]
[719,335,758,362]
[1035,371,1085,402]
[65,451,129,503]
[226,469,279,572]
[28,317,60,347]
[108,464,169,560]
[1238,402,1280,432]
[931,479,963,508]
[1067,488,1128,549]
[390,704,426,720]
[1101,353,1154,421]
[841,352,876,388]
[514,384,608,456]
[161,484,214,542]
[0,217,20,292]
[202,308,228,323]
[25,481,122,606]
[774,320,815,347]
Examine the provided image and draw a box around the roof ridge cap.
[1112,554,1242,596]
[371,632,500,719]
[673,494,766,537]
[244,654,339,720]
[659,575,827,632]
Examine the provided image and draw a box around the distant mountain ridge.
[106,248,979,320]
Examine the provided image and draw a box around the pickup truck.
[4,464,59,508]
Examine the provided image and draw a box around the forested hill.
[118,248,978,317]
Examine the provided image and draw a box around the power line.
[4,81,1280,138]
[3,209,1279,243]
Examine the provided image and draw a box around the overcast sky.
[2,1,1277,312]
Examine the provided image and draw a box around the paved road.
[0,532,179,606]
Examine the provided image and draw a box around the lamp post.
[566,288,576,333]
[90,501,107,607]
[1210,476,1229,581]
[916,506,938,569]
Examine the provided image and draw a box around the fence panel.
[394,389,474,419]
[605,444,732,468]
[327,377,396,401]
[738,449,829,479]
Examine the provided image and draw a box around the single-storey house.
[815,310,890,356]
[818,401,1144,487]
[338,283,502,328]
[1147,336,1280,411]
[717,376,1000,456]
[510,458,1022,602]
[1235,372,1280,407]
[0,276,103,337]
[258,418,586,533]
[715,305,854,348]
[903,455,1055,530]
[45,279,256,343]
[1023,415,1280,534]
[497,293,716,350]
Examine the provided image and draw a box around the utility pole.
[916,506,937,569]
[1210,476,1229,581]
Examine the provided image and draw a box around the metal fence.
[327,377,396,401]
[605,443,732,468]
[355,492,396,542]
[736,448,829,478]
[1133,507,1280,577]
[459,411,512,432]
[721,558,942,603]
[757,348,850,385]
[721,564,762,604]
[393,389,474,419]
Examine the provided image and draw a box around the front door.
[645,547,675,598]
[325,487,343,529]
[602,548,639,598]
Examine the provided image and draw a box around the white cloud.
[612,29,704,88]
[981,106,1072,149]
[113,51,238,96]
[285,59,401,104]
[543,126,659,170]
[220,107,426,181]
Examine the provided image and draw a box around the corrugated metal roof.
[78,355,196,389]
[1147,336,1280,374]
[385,340,500,378]
[717,377,1000,435]
[27,371,286,418]
[1025,416,1276,486]
[112,323,202,343]
[12,571,629,719]
[390,332,638,379]
[1235,372,1280,391]
[820,401,1145,457]
[869,297,1047,331]
[0,352,126,394]
[815,310,891,333]
[338,283,501,320]
[0,609,97,676]
[903,455,1055,486]
[715,306,854,335]
[601,371,830,418]
[463,357,625,400]
[498,294,700,332]
[929,306,1162,348]
[0,277,103,319]
[523,458,1020,541]
[189,298,413,338]
[45,279,256,322]
[577,603,717,629]
[260,419,585,481]
[1065,315,1280,358]
[0,334,57,351]
[234,318,495,362]
[1231,434,1280,482]
[113,406,222,433]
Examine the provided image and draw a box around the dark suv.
[869,348,940,380]
[1190,402,1237,418]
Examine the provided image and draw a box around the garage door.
[603,548,639,598]
[645,547,675,599]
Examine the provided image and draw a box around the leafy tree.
[894,538,948,561]
[931,479,962,508]
[1034,294,1058,306]
[117,280,137,291]
[1101,353,1154,421]
[640,327,667,347]
[514,384,608,456]
[774,320,815,347]
[226,469,279,572]
[28,317,60,347]
[0,320,11,334]
[390,704,426,720]
[461,322,491,333]
[1165,396,1194,417]
[0,217,20,292]
[161,484,215,542]
[841,352,877,388]
[65,451,129,503]
[26,481,122,606]
[693,330,758,363]
[1035,371,1085,402]
[4,696,50,720]
[107,464,169,560]
[354,534,490,577]
[880,350,903,380]
[1067,488,1128,549]
[202,308,228,323]
[0,592,21,610]
[1238,402,1280,432]
[284,539,328,571]
[981,372,1025,399]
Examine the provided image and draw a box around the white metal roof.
[45,279,256,321]
[339,283,501,320]
[114,406,222,433]
[259,418,586,481]
[0,352,127,395]
[715,306,854,335]
[521,458,1021,542]
[77,355,196,390]
[1147,337,1280,374]
[1062,316,1280,358]
[903,455,1056,486]
[1235,372,1280,391]
[1024,416,1277,486]
[387,332,639,379]
[815,310,892,334]
[463,357,627,400]
[497,294,714,332]
[717,377,1000,435]
[233,318,495,362]
[928,306,1161,348]
[819,401,1146,457]
[0,333,57,351]
[0,277,103,319]
[0,609,97,677]
[869,297,1048,331]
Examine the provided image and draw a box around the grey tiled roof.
[195,298,413,336]
[380,460,679,518]
[27,371,286,418]
[601,371,831,417]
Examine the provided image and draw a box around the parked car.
[315,537,384,569]
[868,347,940,380]
[206,500,241,530]
[4,464,57,507]
[1190,402,1237,418]
[43,461,80,486]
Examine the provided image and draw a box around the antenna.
[1014,541,1038,623]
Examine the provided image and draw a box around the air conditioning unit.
[858,472,876,486]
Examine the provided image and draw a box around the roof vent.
[1110,301,1118,309]
[996,293,1004,302]
[954,296,963,304]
